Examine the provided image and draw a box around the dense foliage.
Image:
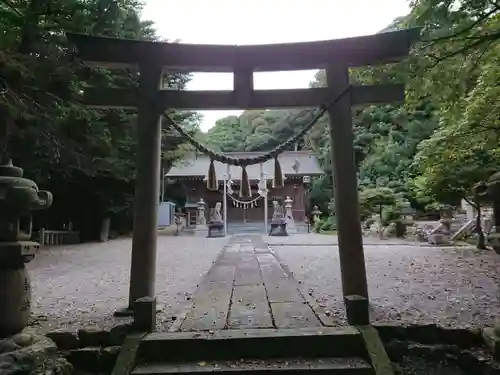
[203,0,500,216]
[0,0,198,239]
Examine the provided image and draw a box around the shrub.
[320,216,337,232]
[313,218,324,233]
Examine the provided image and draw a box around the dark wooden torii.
[68,29,420,322]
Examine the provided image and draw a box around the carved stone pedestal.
[207,202,225,238]
[207,221,224,238]
[269,219,288,237]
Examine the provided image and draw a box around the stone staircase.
[124,327,382,375]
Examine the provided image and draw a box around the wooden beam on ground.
[67,28,420,72]
[82,84,405,110]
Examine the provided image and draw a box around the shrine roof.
[166,151,324,181]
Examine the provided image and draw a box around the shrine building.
[165,151,324,225]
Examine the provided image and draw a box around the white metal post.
[260,163,268,234]
[264,174,268,234]
[160,166,165,203]
[224,164,229,237]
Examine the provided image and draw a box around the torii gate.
[68,29,420,323]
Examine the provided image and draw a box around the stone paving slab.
[178,235,322,332]
[234,266,263,286]
[228,302,273,328]
[265,279,305,303]
[271,302,322,328]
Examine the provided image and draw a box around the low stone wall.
[46,323,132,374]
[5,322,496,374]
[0,328,72,375]
[373,323,499,374]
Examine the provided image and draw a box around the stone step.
[132,357,373,375]
[137,327,367,362]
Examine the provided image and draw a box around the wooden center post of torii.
[68,29,420,322]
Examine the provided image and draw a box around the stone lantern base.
[0,241,39,337]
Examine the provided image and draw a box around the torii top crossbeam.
[67,29,420,72]
[67,28,420,111]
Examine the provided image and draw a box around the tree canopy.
[202,0,500,213]
[0,0,199,239]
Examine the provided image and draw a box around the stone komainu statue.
[272,200,284,220]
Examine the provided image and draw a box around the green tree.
[0,0,199,239]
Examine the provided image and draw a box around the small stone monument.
[0,161,53,337]
[269,200,288,236]
[174,208,185,236]
[284,196,297,234]
[475,172,500,253]
[207,202,224,238]
[196,198,207,227]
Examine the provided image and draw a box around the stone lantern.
[284,196,297,234]
[311,205,321,224]
[197,198,207,226]
[0,161,53,337]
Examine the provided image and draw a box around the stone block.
[101,345,121,373]
[344,295,369,325]
[77,327,109,347]
[67,347,101,373]
[133,296,156,333]
[404,324,441,344]
[0,338,21,354]
[107,324,132,346]
[483,327,500,360]
[46,330,80,350]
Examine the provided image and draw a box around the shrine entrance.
[68,28,420,323]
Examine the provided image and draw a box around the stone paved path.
[177,234,321,331]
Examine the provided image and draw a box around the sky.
[141,0,411,132]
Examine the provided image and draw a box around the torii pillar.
[326,65,369,325]
[115,61,163,316]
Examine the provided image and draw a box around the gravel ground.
[270,235,500,327]
[266,233,411,246]
[27,235,228,333]
[394,356,470,375]
[25,231,500,333]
